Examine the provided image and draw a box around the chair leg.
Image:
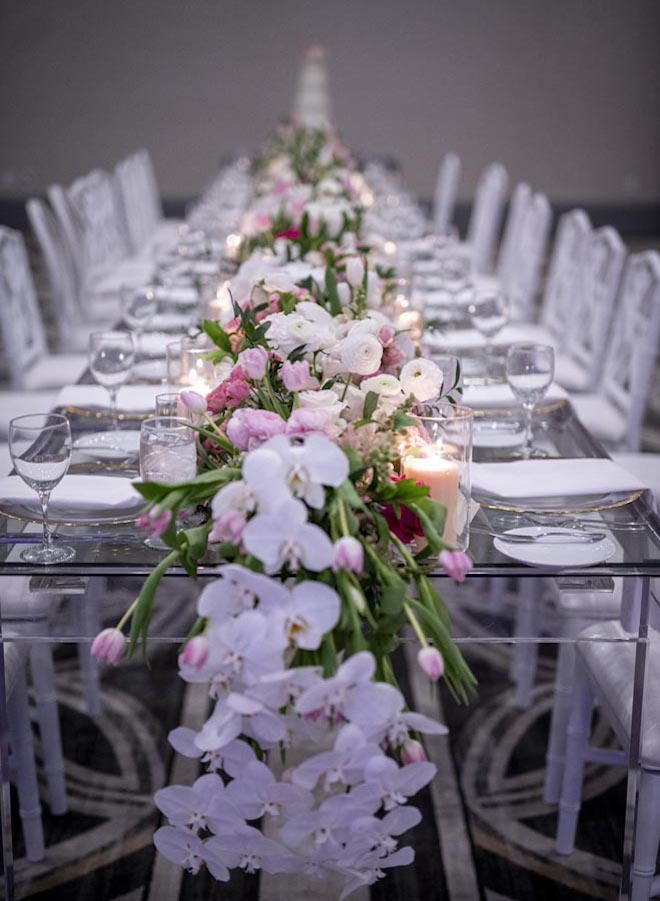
[75,583,102,718]
[630,771,660,901]
[487,577,508,613]
[512,580,542,709]
[556,660,593,855]
[29,643,67,815]
[544,640,577,804]
[7,665,45,862]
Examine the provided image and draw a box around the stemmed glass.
[9,413,75,564]
[506,343,555,459]
[469,289,510,382]
[88,331,136,429]
[121,286,157,355]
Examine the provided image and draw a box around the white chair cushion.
[555,355,592,393]
[0,390,60,437]
[612,454,660,505]
[571,394,627,445]
[579,620,660,769]
[22,354,87,390]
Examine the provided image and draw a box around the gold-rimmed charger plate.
[476,488,644,516]
[0,497,145,528]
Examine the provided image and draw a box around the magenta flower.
[381,475,425,545]
[237,347,269,380]
[91,628,126,665]
[332,536,364,574]
[178,635,209,669]
[417,646,444,681]
[439,549,473,582]
[226,408,287,451]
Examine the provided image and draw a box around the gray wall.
[1,0,659,205]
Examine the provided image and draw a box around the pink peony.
[417,646,444,681]
[285,407,333,439]
[237,347,269,380]
[91,628,126,665]
[281,359,313,392]
[178,635,209,669]
[206,368,251,413]
[332,536,364,574]
[439,549,473,582]
[226,408,287,451]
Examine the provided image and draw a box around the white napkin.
[462,382,568,409]
[0,475,144,511]
[57,384,160,413]
[471,459,647,499]
[139,332,175,357]
[154,286,199,306]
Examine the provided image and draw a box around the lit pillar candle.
[403,454,459,546]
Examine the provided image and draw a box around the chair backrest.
[67,169,130,275]
[116,148,162,253]
[501,192,552,322]
[27,197,81,343]
[467,162,508,275]
[496,182,531,287]
[565,227,626,391]
[48,183,84,287]
[600,251,660,451]
[432,152,461,236]
[0,227,48,388]
[539,209,591,338]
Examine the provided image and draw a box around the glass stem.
[484,338,492,384]
[39,491,52,551]
[109,386,119,429]
[523,403,535,458]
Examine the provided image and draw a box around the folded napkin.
[462,382,568,410]
[471,459,647,500]
[0,475,144,512]
[139,332,175,357]
[57,384,160,413]
[154,286,199,306]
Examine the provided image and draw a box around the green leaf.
[202,319,232,353]
[325,266,342,316]
[363,391,379,421]
[379,583,406,615]
[391,410,419,431]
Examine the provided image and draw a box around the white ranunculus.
[345,257,365,287]
[400,358,444,402]
[298,389,345,422]
[341,384,366,421]
[346,317,381,337]
[360,374,403,397]
[264,270,297,294]
[339,333,383,376]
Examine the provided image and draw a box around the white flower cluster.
[154,562,446,898]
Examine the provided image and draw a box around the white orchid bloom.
[224,760,314,820]
[153,825,232,880]
[205,825,301,875]
[197,692,286,752]
[338,846,415,899]
[155,773,242,834]
[196,566,290,623]
[168,728,256,777]
[348,806,422,856]
[293,723,384,791]
[269,581,341,650]
[281,791,379,851]
[400,358,444,402]
[242,498,334,573]
[211,451,291,523]
[296,651,376,720]
[253,666,323,710]
[260,434,348,509]
[204,610,286,691]
[342,680,447,748]
[362,755,436,811]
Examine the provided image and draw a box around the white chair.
[466,162,508,275]
[432,152,461,237]
[0,391,59,439]
[500,190,552,322]
[555,227,626,393]
[495,182,531,290]
[116,149,180,255]
[572,251,660,451]
[555,595,660,901]
[0,227,86,390]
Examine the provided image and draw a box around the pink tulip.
[281,359,313,392]
[136,508,172,538]
[208,509,246,545]
[417,646,444,681]
[401,738,427,765]
[439,549,473,582]
[179,390,207,414]
[91,628,126,665]
[178,635,209,669]
[332,536,364,574]
[237,347,269,380]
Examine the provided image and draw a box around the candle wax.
[403,455,459,546]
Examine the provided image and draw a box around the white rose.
[339,333,383,376]
[400,358,444,402]
[345,257,365,287]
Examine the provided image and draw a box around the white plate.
[493,526,617,569]
[73,430,141,461]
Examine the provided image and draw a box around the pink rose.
[439,549,473,582]
[226,408,287,451]
[206,368,251,413]
[285,407,333,439]
[91,628,126,665]
[237,347,269,380]
[281,359,313,392]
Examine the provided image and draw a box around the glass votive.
[205,279,234,322]
[179,346,216,394]
[155,392,186,418]
[404,404,473,551]
[390,277,424,344]
[139,417,197,484]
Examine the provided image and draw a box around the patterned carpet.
[2,579,634,901]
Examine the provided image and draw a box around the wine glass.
[88,331,136,429]
[469,289,510,382]
[9,413,75,564]
[506,343,555,459]
[139,417,197,548]
[121,286,157,355]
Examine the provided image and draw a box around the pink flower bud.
[439,549,473,582]
[417,646,444,681]
[179,390,207,414]
[208,509,245,545]
[237,346,269,380]
[345,257,365,287]
[281,359,313,392]
[332,536,364,574]
[91,628,126,665]
[378,324,395,347]
[178,635,209,669]
[136,508,172,538]
[402,738,427,765]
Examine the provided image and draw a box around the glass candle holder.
[155,392,188,418]
[391,277,423,344]
[179,346,216,394]
[403,404,473,551]
[205,280,234,321]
